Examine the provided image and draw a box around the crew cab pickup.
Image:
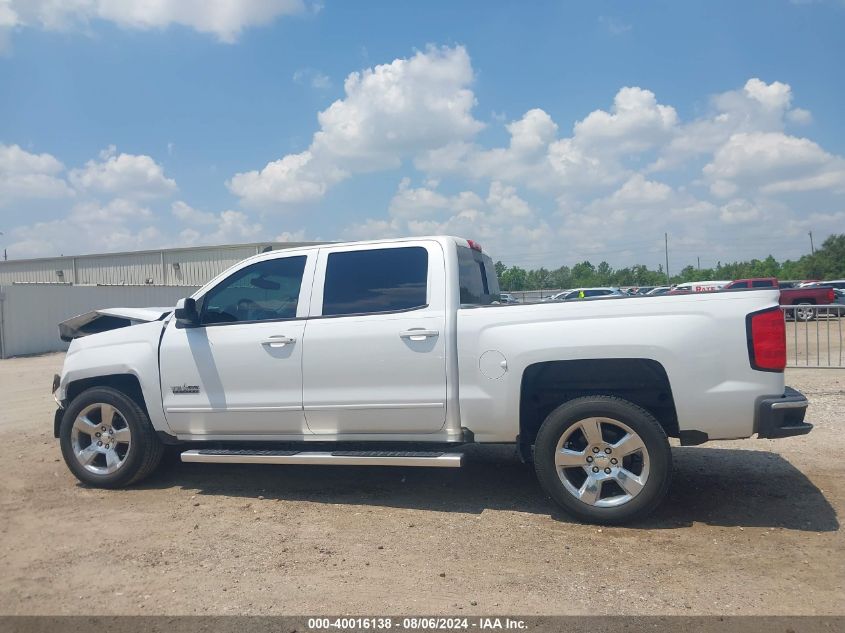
[724,278,835,321]
[52,237,812,524]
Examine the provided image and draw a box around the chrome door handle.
[399,329,439,341]
[262,335,296,347]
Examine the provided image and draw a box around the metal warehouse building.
[0,241,319,287]
[0,240,320,358]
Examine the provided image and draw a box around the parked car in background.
[632,286,656,295]
[556,287,625,301]
[803,279,845,290]
[673,280,731,293]
[719,278,835,320]
[724,278,778,289]
[646,286,671,296]
[498,292,520,304]
[542,290,570,302]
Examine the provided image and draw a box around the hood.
[59,306,172,342]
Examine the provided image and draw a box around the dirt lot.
[0,353,842,615]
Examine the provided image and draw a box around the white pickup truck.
[52,236,812,524]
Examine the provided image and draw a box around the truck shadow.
[149,445,838,532]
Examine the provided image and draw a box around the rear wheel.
[795,303,815,322]
[60,387,163,488]
[534,396,672,524]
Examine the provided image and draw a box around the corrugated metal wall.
[163,245,262,285]
[75,252,163,285]
[0,285,199,358]
[0,258,75,284]
[0,242,317,286]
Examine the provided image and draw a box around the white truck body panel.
[456,290,782,442]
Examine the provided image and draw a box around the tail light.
[828,288,835,303]
[746,307,786,372]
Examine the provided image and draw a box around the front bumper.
[755,386,812,439]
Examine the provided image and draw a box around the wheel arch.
[58,374,149,437]
[519,358,678,455]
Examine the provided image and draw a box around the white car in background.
[671,280,732,293]
[546,287,625,301]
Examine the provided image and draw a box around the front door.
[160,252,314,437]
[302,242,448,435]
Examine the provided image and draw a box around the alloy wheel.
[554,417,650,508]
[70,403,132,475]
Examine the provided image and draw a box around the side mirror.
[174,297,199,327]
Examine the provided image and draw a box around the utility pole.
[808,231,815,256]
[664,233,670,283]
[0,231,5,261]
[697,256,701,272]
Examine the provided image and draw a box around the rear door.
[302,241,447,435]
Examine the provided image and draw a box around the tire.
[534,396,672,525]
[59,386,164,488]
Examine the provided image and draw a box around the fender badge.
[171,384,200,394]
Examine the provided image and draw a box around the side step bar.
[180,449,463,468]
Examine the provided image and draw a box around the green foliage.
[496,233,845,290]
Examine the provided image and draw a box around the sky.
[1,0,844,272]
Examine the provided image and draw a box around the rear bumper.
[755,386,812,439]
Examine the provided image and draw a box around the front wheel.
[534,396,672,524]
[59,386,164,488]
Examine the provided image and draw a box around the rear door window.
[322,247,428,316]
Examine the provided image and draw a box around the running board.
[180,449,463,468]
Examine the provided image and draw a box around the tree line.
[496,233,845,291]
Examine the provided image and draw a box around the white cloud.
[228,150,345,206]
[275,229,307,242]
[719,199,763,224]
[704,132,845,197]
[6,216,164,259]
[2,0,309,44]
[69,197,152,223]
[787,108,813,125]
[573,87,677,153]
[346,179,550,263]
[228,45,484,208]
[419,87,678,193]
[0,143,74,204]
[599,16,632,35]
[69,146,177,199]
[171,200,218,225]
[293,68,332,90]
[171,203,264,246]
[650,78,812,171]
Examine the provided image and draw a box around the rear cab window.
[457,245,500,306]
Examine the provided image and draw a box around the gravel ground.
[0,353,842,615]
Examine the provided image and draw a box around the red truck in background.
[724,278,836,320]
